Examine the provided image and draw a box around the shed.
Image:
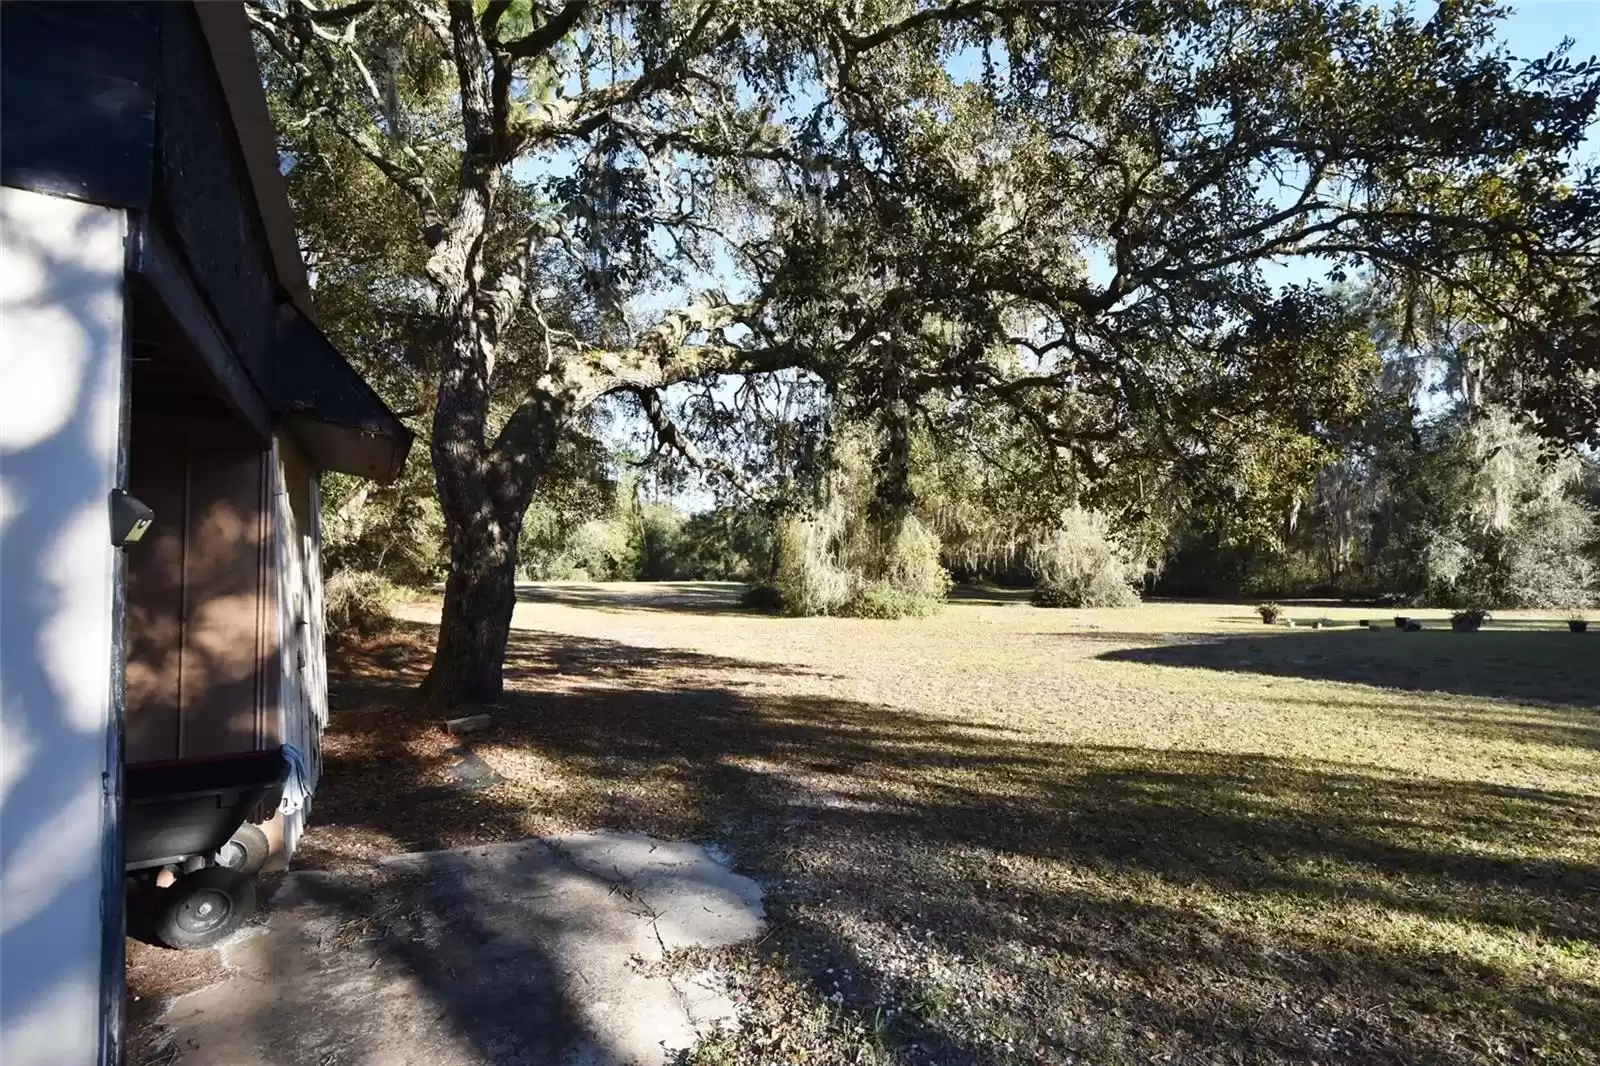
[0,4,413,1063]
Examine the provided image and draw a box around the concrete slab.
[154,833,764,1066]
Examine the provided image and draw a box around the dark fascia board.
[189,2,316,321]
[273,304,415,484]
[192,1,412,486]
[281,414,408,486]
[131,220,273,440]
[135,221,414,483]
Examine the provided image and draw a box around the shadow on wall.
[1096,629,1600,711]
[175,621,1600,1066]
[0,191,127,1062]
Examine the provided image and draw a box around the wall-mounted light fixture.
[109,489,154,547]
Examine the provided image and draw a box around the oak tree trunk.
[419,499,523,706]
[418,301,562,706]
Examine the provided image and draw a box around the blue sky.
[1498,1,1598,62]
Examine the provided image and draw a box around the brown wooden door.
[123,420,278,763]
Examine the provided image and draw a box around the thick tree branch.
[834,1,1009,52]
[499,0,589,58]
[480,0,513,39]
[632,387,758,498]
[507,4,730,151]
[446,1,495,155]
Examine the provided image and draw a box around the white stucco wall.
[0,187,128,1066]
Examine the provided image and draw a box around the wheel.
[213,823,270,876]
[153,867,256,950]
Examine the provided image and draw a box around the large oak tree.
[253,0,1599,703]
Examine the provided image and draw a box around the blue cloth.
[280,741,313,815]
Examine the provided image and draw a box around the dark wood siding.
[124,418,279,764]
[123,435,187,763]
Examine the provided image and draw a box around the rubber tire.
[153,867,256,950]
[214,823,271,876]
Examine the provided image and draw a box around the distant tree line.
[325,293,1600,612]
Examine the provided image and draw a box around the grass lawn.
[307,583,1600,1065]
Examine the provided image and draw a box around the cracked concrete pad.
[155,833,764,1066]
[545,831,766,953]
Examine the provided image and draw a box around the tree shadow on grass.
[515,580,1041,614]
[273,622,1600,1066]
[1467,617,1595,632]
[513,580,758,616]
[946,584,1034,605]
[1099,629,1600,711]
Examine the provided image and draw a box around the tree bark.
[420,366,564,705]
[419,497,522,705]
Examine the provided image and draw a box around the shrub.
[1030,583,1078,608]
[636,503,687,580]
[675,506,774,582]
[1027,509,1141,609]
[775,512,952,619]
[775,516,858,616]
[321,466,449,588]
[1030,577,1139,609]
[1257,602,1283,623]
[877,516,953,604]
[1368,412,1600,610]
[325,570,398,640]
[834,517,951,618]
[567,516,643,580]
[844,583,945,619]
